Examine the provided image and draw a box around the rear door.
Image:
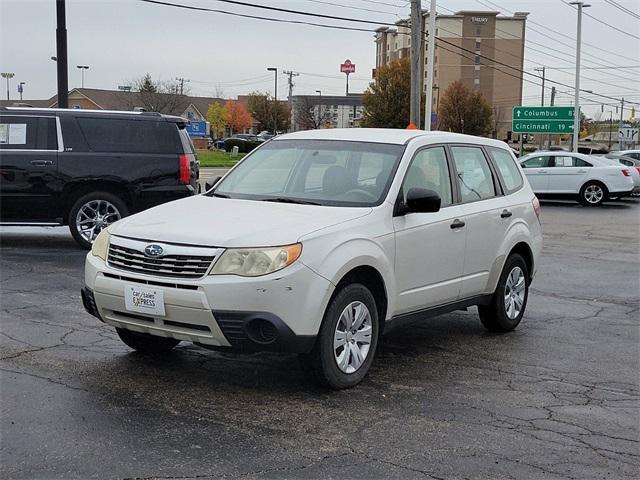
[520,155,551,193]
[0,114,61,221]
[547,155,592,193]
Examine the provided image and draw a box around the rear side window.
[450,146,496,203]
[179,129,195,154]
[76,118,181,154]
[0,115,57,150]
[488,147,523,193]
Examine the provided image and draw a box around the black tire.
[68,191,129,249]
[578,181,608,207]
[116,328,180,354]
[299,283,379,390]
[478,254,530,333]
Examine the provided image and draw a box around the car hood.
[109,195,372,247]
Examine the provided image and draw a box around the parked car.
[82,129,542,389]
[0,107,199,248]
[519,151,635,206]
[612,149,640,161]
[603,154,640,195]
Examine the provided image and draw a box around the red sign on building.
[340,59,356,74]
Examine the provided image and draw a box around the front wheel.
[579,181,607,206]
[116,328,180,354]
[299,283,379,389]
[68,191,129,249]
[478,254,529,333]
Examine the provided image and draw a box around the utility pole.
[620,97,625,124]
[570,2,590,153]
[424,0,436,130]
[1,72,14,101]
[267,67,278,134]
[283,70,299,132]
[56,0,68,108]
[534,66,545,149]
[175,77,190,95]
[547,86,556,149]
[18,82,25,100]
[410,0,422,128]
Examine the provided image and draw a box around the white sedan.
[519,152,635,206]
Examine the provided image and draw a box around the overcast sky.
[1,0,638,118]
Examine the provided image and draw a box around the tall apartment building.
[374,10,528,138]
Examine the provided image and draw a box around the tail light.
[179,154,191,185]
[636,167,640,175]
[621,169,631,177]
[532,196,541,223]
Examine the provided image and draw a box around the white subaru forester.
[82,129,542,389]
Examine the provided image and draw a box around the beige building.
[375,10,528,139]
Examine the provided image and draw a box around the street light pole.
[56,0,69,108]
[424,0,437,130]
[267,67,278,135]
[18,82,25,100]
[316,90,322,96]
[570,2,590,153]
[409,0,422,128]
[1,72,15,101]
[77,65,89,88]
[534,66,546,150]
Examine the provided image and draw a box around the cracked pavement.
[1,199,639,479]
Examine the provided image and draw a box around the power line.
[300,0,399,16]
[477,0,640,67]
[560,0,640,41]
[604,0,640,20]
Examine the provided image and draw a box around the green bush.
[224,139,261,153]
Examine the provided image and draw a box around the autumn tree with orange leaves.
[223,100,253,134]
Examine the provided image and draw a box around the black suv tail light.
[179,154,190,185]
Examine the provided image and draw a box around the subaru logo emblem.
[144,244,164,257]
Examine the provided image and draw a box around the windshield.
[212,139,405,207]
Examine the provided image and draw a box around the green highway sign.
[512,106,576,134]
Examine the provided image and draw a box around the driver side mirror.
[402,188,441,214]
[205,175,222,192]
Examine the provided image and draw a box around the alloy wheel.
[504,266,526,320]
[75,199,121,243]
[584,184,604,204]
[333,301,373,374]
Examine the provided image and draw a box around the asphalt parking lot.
[1,199,639,479]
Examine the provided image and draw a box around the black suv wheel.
[68,191,129,249]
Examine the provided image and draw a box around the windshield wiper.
[210,191,230,198]
[261,197,321,205]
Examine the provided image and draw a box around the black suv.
[0,107,199,248]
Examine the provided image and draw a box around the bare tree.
[124,74,191,115]
[294,96,331,130]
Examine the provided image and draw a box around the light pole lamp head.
[267,67,277,72]
[1,72,15,79]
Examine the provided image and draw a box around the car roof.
[0,106,185,123]
[275,128,510,148]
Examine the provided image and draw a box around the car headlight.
[210,243,302,277]
[91,229,111,261]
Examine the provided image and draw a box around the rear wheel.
[68,191,128,249]
[579,181,607,206]
[478,254,529,333]
[116,328,180,354]
[299,283,379,389]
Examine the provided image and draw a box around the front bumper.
[83,252,334,353]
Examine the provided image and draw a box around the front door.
[393,146,466,314]
[520,155,552,193]
[0,115,60,221]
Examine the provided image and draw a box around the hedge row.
[224,139,262,153]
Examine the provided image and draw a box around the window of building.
[476,27,481,36]
[475,41,481,51]
[475,55,480,64]
[474,78,480,85]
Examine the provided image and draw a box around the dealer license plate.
[124,285,165,316]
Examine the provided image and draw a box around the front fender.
[301,235,396,321]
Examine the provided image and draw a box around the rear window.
[0,115,57,150]
[76,118,181,154]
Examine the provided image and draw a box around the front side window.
[213,140,404,207]
[402,146,452,207]
[451,146,496,202]
[0,115,57,150]
[521,156,551,168]
[488,147,523,193]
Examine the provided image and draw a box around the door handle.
[538,169,548,173]
[450,219,466,229]
[500,209,513,218]
[577,169,587,173]
[30,160,54,166]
